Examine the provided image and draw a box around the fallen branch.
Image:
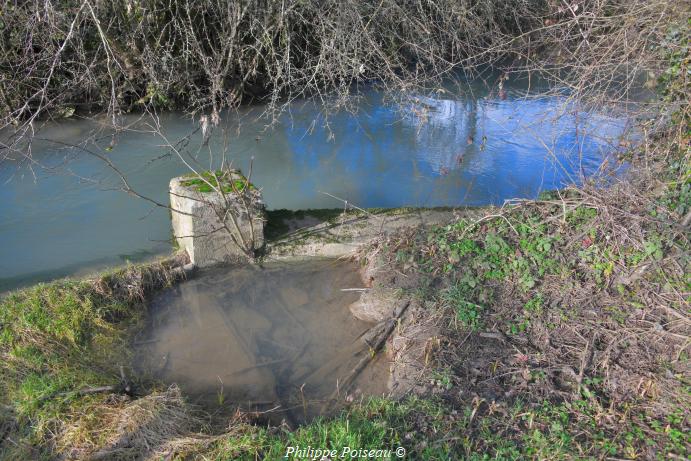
[322,299,411,414]
[39,366,133,402]
[39,385,120,402]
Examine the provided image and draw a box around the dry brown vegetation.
[0,0,683,157]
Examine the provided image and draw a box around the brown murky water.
[135,259,388,424]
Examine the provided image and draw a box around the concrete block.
[169,171,265,267]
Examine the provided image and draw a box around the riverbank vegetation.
[1,1,689,460]
[1,0,684,150]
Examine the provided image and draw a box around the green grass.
[195,394,690,460]
[0,284,130,458]
[1,281,127,346]
[200,397,461,460]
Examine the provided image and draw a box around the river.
[0,80,631,291]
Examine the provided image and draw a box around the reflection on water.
[0,81,630,290]
[136,259,388,424]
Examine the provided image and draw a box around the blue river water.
[0,83,631,291]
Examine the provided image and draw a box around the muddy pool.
[135,259,388,424]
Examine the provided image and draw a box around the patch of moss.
[181,170,255,194]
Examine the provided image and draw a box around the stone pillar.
[169,170,265,267]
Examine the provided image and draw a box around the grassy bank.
[357,164,689,458]
[0,257,189,459]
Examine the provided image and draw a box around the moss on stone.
[180,170,255,194]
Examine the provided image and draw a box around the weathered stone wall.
[169,173,265,267]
